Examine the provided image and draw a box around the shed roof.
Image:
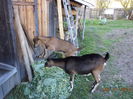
[72,0,94,7]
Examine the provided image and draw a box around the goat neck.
[47,58,66,69]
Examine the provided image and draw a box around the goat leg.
[90,82,100,93]
[69,74,75,91]
[91,81,97,88]
[90,71,101,93]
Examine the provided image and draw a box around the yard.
[69,19,133,99]
[6,20,133,99]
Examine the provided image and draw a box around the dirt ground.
[105,28,133,85]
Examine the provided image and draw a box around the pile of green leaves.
[7,61,71,99]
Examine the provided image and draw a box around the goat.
[45,52,109,93]
[33,36,81,58]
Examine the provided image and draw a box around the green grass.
[79,19,133,55]
[69,20,133,99]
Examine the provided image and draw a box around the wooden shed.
[0,0,92,98]
[0,0,22,98]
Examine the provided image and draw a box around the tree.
[119,0,133,19]
[128,0,133,19]
[96,0,110,16]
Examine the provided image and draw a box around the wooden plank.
[1,81,10,97]
[49,0,57,37]
[53,0,58,37]
[13,1,34,6]
[18,0,25,28]
[38,0,42,36]
[43,0,49,36]
[1,73,17,98]
[16,35,28,81]
[34,0,39,36]
[0,68,17,86]
[18,1,30,43]
[22,25,34,50]
[38,0,50,36]
[57,0,64,39]
[0,63,14,70]
[42,0,46,36]
[23,27,34,64]
[26,0,35,40]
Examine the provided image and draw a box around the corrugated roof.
[73,0,94,7]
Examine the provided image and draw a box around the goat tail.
[104,52,109,61]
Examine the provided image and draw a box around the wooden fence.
[85,8,126,20]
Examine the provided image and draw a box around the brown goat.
[45,52,109,93]
[33,36,81,57]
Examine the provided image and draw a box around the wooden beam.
[13,1,34,6]
[57,0,64,39]
[82,5,87,40]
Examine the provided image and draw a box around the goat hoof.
[90,87,95,93]
[90,90,94,93]
[89,89,95,93]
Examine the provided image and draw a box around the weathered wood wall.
[13,0,35,40]
[0,0,21,98]
[0,0,16,65]
[12,0,51,40]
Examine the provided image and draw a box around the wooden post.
[82,5,87,40]
[57,0,64,39]
[75,8,80,39]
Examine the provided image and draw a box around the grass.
[79,19,133,55]
[68,19,133,99]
